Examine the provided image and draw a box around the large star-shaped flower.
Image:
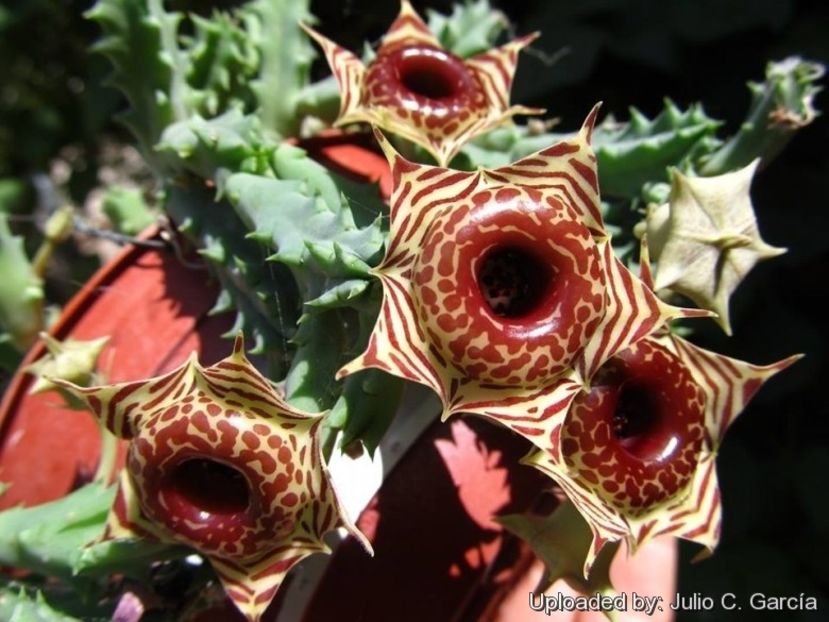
[645,160,785,334]
[339,107,703,456]
[524,244,800,575]
[54,336,368,622]
[302,0,542,165]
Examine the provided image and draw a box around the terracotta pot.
[0,136,545,621]
[0,226,233,509]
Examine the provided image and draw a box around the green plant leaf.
[0,483,114,579]
[0,482,183,582]
[158,109,279,178]
[87,0,192,166]
[498,501,619,595]
[283,310,345,413]
[100,186,155,236]
[427,0,509,58]
[699,56,825,175]
[589,101,722,197]
[0,213,43,351]
[224,145,385,307]
[335,369,405,456]
[248,0,316,136]
[165,183,297,371]
[186,11,259,118]
[0,586,83,622]
[461,100,722,198]
[305,279,370,310]
[75,539,188,579]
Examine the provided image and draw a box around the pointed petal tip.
[512,31,541,49]
[690,545,715,563]
[582,534,609,579]
[677,306,718,321]
[371,127,397,162]
[352,527,375,557]
[580,103,603,143]
[772,352,804,372]
[745,157,761,176]
[299,21,325,44]
[232,332,246,355]
[718,319,734,337]
[41,375,72,391]
[335,360,358,381]
[761,243,787,258]
[508,105,547,118]
[525,31,542,45]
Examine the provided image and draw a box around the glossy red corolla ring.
[413,185,605,386]
[561,339,705,514]
[364,43,488,123]
[131,403,318,559]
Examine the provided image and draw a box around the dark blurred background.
[1,0,827,620]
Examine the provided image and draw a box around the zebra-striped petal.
[573,238,711,381]
[526,335,799,575]
[54,336,368,622]
[340,111,696,452]
[303,0,542,166]
[666,336,802,456]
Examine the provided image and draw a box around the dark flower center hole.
[612,384,660,454]
[478,246,551,318]
[398,50,463,100]
[166,458,250,515]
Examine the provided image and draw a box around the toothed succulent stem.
[294,75,342,126]
[699,57,824,176]
[0,214,43,351]
[499,500,620,596]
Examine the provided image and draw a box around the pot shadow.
[293,415,550,622]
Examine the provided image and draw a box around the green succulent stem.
[250,0,315,137]
[294,76,341,126]
[0,213,43,351]
[699,57,824,175]
[31,206,74,278]
[498,500,620,602]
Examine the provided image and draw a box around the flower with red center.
[302,0,543,165]
[54,336,369,622]
[524,249,801,575]
[339,107,702,454]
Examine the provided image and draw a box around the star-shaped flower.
[645,160,785,334]
[339,107,702,456]
[26,333,109,395]
[302,0,543,166]
[54,336,369,622]
[524,243,800,575]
